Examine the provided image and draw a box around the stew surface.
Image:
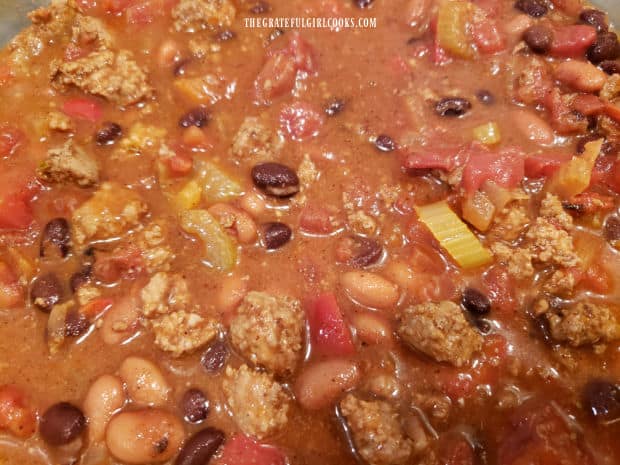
[0,0,620,464]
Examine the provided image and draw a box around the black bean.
[179,106,209,128]
[346,236,383,268]
[476,319,492,334]
[514,0,547,17]
[201,340,228,373]
[250,1,270,14]
[579,9,608,33]
[95,122,122,146]
[31,273,63,313]
[374,134,397,152]
[476,90,495,105]
[266,28,285,45]
[69,266,91,293]
[325,98,345,117]
[263,222,292,250]
[40,402,86,446]
[64,311,89,337]
[523,25,553,54]
[182,389,210,423]
[604,216,620,242]
[251,162,300,197]
[461,287,491,315]
[587,32,620,64]
[582,380,620,421]
[174,428,225,465]
[354,0,374,8]
[599,60,620,75]
[40,218,71,258]
[435,97,472,117]
[215,29,236,42]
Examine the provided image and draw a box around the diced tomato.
[498,401,596,465]
[592,155,620,193]
[524,153,571,178]
[433,39,452,65]
[604,102,620,124]
[62,97,103,122]
[0,385,37,439]
[79,297,114,320]
[462,149,524,193]
[483,265,516,314]
[471,16,505,54]
[93,244,143,283]
[571,94,606,116]
[299,204,341,235]
[255,52,298,104]
[0,261,23,308]
[280,102,324,141]
[288,31,317,74]
[165,153,194,176]
[0,125,24,159]
[306,293,355,357]
[0,171,37,230]
[545,88,588,135]
[216,434,287,465]
[550,25,597,58]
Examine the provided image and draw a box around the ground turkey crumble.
[229,291,305,375]
[151,310,219,357]
[71,182,147,245]
[222,364,290,439]
[398,301,482,367]
[172,0,236,33]
[546,302,620,347]
[37,140,99,187]
[140,272,190,318]
[340,394,413,465]
[231,116,283,161]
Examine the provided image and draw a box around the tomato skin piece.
[62,97,103,122]
[0,385,37,439]
[471,17,506,54]
[215,434,287,465]
[550,25,597,58]
[254,51,298,105]
[306,293,355,357]
[462,150,524,193]
[524,154,572,178]
[0,172,37,230]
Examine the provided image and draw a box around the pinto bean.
[555,60,607,93]
[208,203,258,244]
[105,409,184,464]
[340,271,400,309]
[294,359,360,410]
[119,357,171,407]
[504,14,534,41]
[100,295,140,345]
[215,274,248,315]
[511,109,555,145]
[0,385,37,438]
[351,312,392,345]
[83,375,126,442]
[383,260,414,289]
[238,191,267,217]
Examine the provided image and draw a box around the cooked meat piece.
[51,49,153,105]
[222,364,290,439]
[71,14,113,49]
[229,291,304,375]
[525,218,581,268]
[151,310,219,357]
[135,222,175,273]
[539,193,573,230]
[37,140,99,187]
[490,204,530,242]
[398,301,483,367]
[140,272,190,318]
[72,182,147,245]
[547,302,620,347]
[48,111,74,132]
[491,242,535,280]
[231,116,283,160]
[340,394,413,465]
[172,0,236,33]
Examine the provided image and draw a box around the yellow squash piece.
[175,179,202,211]
[415,200,493,269]
[180,209,237,271]
[473,122,501,146]
[548,139,603,198]
[437,0,475,59]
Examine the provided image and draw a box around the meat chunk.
[539,193,573,230]
[398,301,482,367]
[51,49,153,105]
[340,394,413,465]
[140,272,190,318]
[151,310,219,357]
[490,204,530,242]
[115,123,166,158]
[231,117,283,160]
[37,140,99,187]
[525,218,580,268]
[222,364,290,439]
[230,291,304,375]
[546,302,620,347]
[172,0,236,33]
[72,182,147,245]
[48,111,74,132]
[135,222,175,273]
[71,14,113,49]
[491,242,535,280]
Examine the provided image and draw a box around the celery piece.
[549,139,602,198]
[415,200,492,269]
[197,161,243,205]
[180,209,237,271]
